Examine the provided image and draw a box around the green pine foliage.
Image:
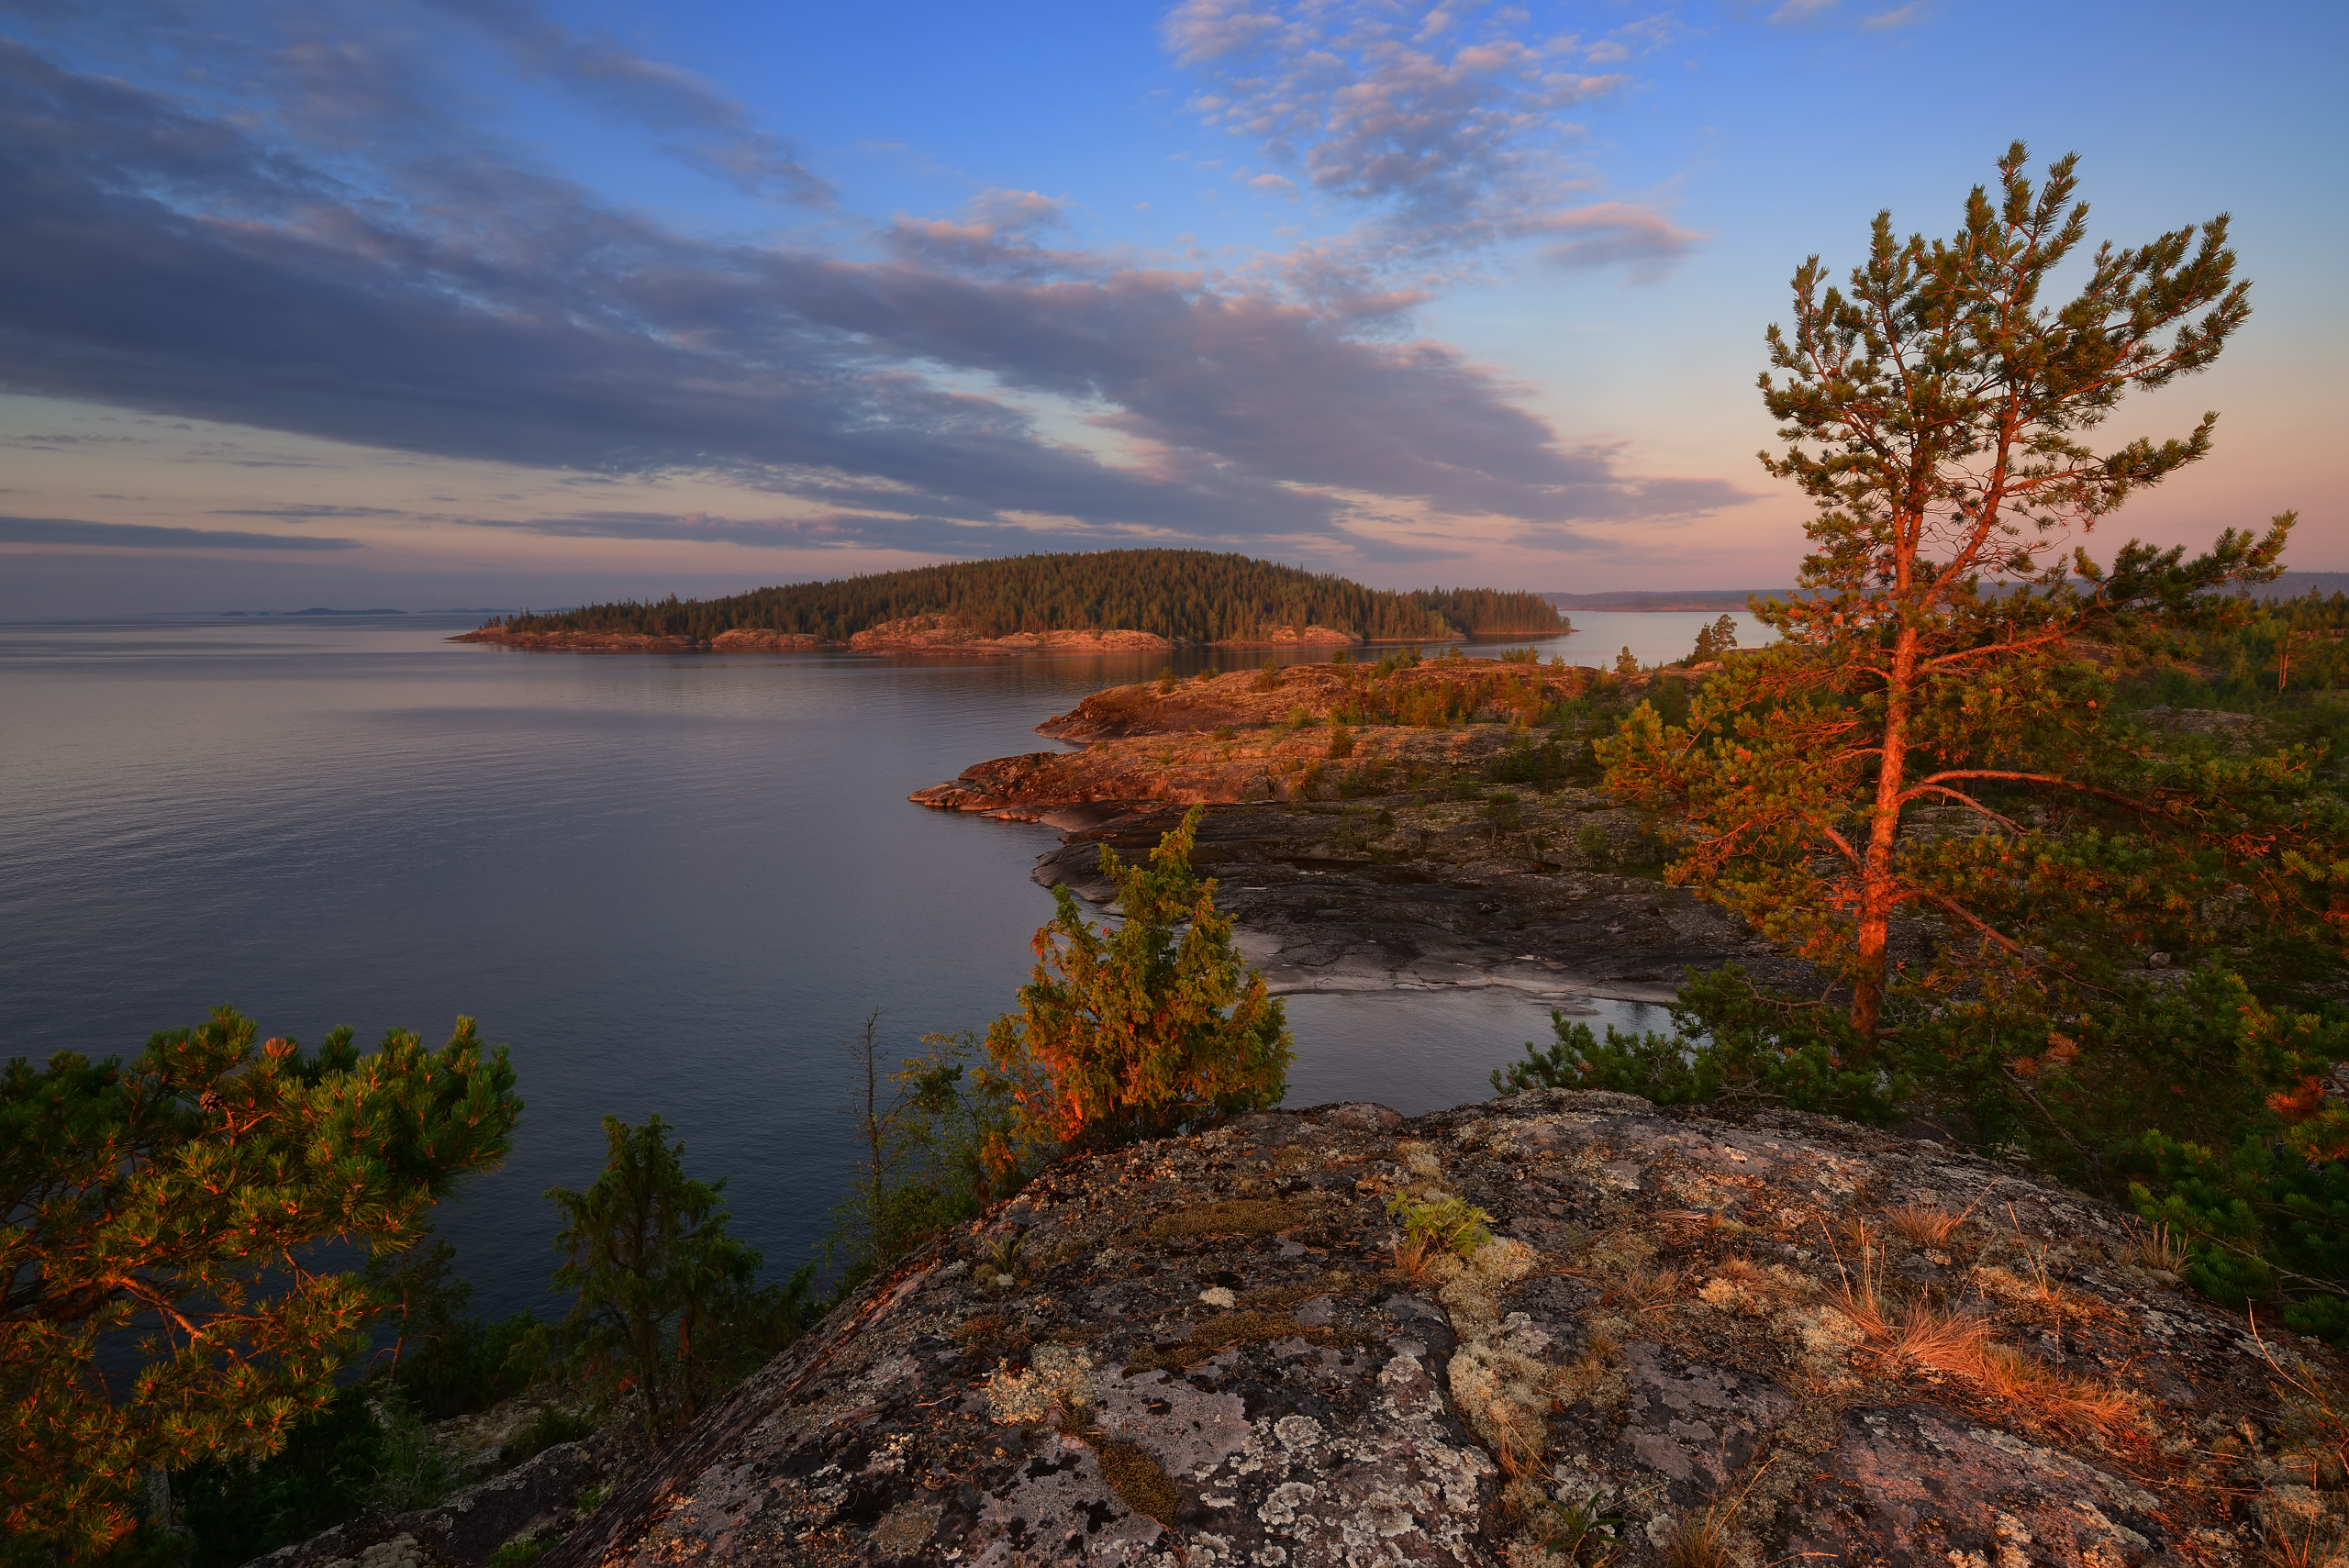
[488,550,1563,643]
[540,1116,820,1439]
[1,1008,521,1562]
[981,806,1293,1170]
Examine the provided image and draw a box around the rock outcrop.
[910,662,1812,1001]
[248,1437,612,1568]
[541,1092,2347,1568]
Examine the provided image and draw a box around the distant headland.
[451,550,1564,654]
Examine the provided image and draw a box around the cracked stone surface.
[541,1093,2349,1568]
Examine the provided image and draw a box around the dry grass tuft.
[2120,1218,2194,1274]
[1884,1201,1965,1248]
[1659,1503,1740,1568]
[1890,1302,2134,1436]
[1612,1265,1685,1314]
[1659,1459,1774,1568]
[1822,1219,1891,1339]
[2258,1502,2349,1568]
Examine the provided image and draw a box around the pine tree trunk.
[1850,623,1918,1051]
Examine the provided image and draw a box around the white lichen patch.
[1780,1304,1867,1388]
[1094,1366,1252,1480]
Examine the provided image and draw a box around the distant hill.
[1546,589,1787,613]
[490,550,1565,645]
[2258,572,2349,600]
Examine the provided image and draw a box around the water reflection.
[1,611,1720,1318]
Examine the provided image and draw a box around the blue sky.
[1,0,2341,613]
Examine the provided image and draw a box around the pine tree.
[540,1115,812,1440]
[1,1008,520,1559]
[982,807,1291,1167]
[1601,143,2328,1051]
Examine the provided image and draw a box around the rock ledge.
[545,1092,2338,1568]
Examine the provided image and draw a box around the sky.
[1,0,2341,616]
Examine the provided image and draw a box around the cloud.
[422,0,836,201]
[1161,0,1676,271]
[1534,202,1707,281]
[209,504,413,518]
[1860,2,1928,28]
[0,514,362,550]
[0,15,1750,561]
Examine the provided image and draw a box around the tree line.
[487,550,1564,643]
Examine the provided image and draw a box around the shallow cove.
[0,611,1735,1319]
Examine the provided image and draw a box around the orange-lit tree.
[1600,144,2343,1071]
[0,1007,520,1562]
[983,806,1290,1171]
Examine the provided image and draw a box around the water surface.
[0,610,1724,1317]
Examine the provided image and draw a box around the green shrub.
[1385,1193,1493,1258]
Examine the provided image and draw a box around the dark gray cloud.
[0,514,362,549]
[0,6,1748,557]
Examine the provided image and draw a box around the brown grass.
[2259,1500,2349,1568]
[1241,1271,1359,1311]
[1659,1504,1740,1568]
[1146,1196,1317,1240]
[954,1315,1029,1361]
[1822,1220,1891,1339]
[1612,1265,1685,1314]
[1092,1438,1180,1530]
[2251,1311,2349,1489]
[2120,1219,2194,1274]
[1393,1231,1439,1278]
[1884,1202,1965,1248]
[1659,1458,1774,1568]
[1890,1303,2134,1436]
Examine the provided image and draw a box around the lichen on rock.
[542,1091,2349,1568]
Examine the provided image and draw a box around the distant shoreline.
[1544,589,1786,613]
[448,617,1502,657]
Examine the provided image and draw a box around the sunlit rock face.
[553,1092,2337,1568]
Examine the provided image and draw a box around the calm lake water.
[0,607,1756,1319]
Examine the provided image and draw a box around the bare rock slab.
[548,1093,2346,1568]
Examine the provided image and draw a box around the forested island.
[452,550,1564,653]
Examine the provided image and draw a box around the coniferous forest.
[488,550,1564,643]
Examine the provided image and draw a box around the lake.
[0,606,1759,1318]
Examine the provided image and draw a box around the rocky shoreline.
[451,616,1437,657]
[911,657,1798,1004]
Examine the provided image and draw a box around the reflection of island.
[913,653,1801,1003]
[445,549,1564,654]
